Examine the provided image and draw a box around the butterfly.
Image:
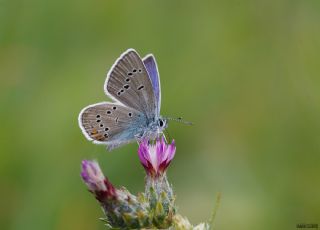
[78,49,167,150]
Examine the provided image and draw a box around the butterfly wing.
[78,102,146,150]
[143,54,161,116]
[104,49,157,122]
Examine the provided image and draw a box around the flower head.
[81,160,116,199]
[138,137,176,177]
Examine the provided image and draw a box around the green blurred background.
[1,0,320,229]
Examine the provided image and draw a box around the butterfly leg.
[163,129,171,143]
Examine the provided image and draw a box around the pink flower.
[138,137,176,177]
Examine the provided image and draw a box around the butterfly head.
[157,117,168,131]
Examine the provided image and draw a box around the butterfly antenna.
[165,116,193,126]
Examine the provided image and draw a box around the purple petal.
[138,148,148,167]
[155,139,163,168]
[81,160,91,181]
[160,137,166,153]
[138,140,150,167]
[167,140,176,162]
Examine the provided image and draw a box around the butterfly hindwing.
[79,102,145,149]
[104,49,157,121]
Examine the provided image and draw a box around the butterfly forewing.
[104,49,157,121]
[79,102,145,148]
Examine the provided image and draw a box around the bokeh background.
[1,0,320,229]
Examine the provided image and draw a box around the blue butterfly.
[78,49,167,150]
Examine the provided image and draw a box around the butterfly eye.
[158,119,164,127]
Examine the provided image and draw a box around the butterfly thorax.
[136,117,167,140]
